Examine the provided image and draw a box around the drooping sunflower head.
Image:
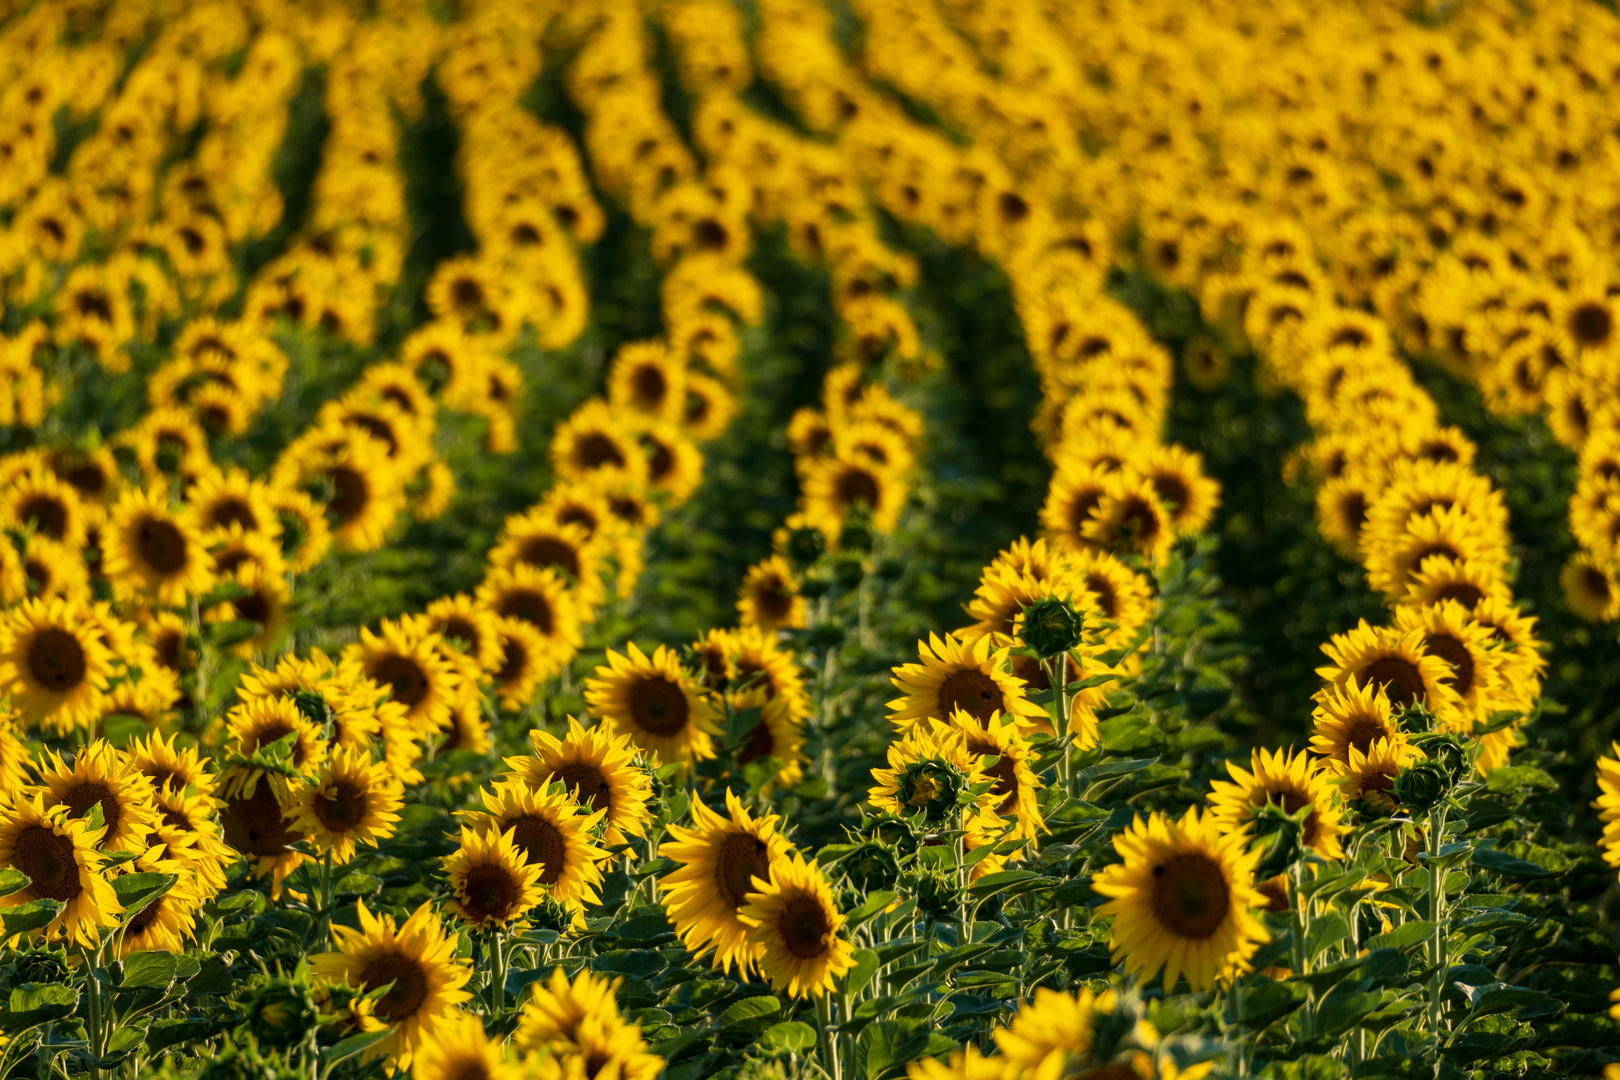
[103,485,216,607]
[737,852,857,999]
[887,631,1048,736]
[461,779,609,912]
[1207,746,1347,860]
[1309,680,1401,763]
[583,642,719,768]
[443,824,546,930]
[1091,806,1269,992]
[37,740,161,854]
[516,716,654,846]
[659,787,793,975]
[288,745,403,865]
[0,596,115,734]
[310,900,473,1071]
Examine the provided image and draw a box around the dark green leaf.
[323,1028,392,1067]
[1365,920,1436,952]
[0,898,63,937]
[720,995,781,1029]
[762,1021,817,1053]
[1470,846,1550,878]
[849,949,881,999]
[118,951,178,992]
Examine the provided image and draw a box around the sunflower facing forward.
[513,968,664,1080]
[1091,806,1269,992]
[37,740,161,854]
[585,643,719,768]
[0,794,122,945]
[660,788,794,975]
[887,632,1047,735]
[102,485,216,607]
[310,901,473,1071]
[510,717,654,846]
[443,825,546,930]
[0,596,114,734]
[461,780,609,916]
[737,852,857,998]
[1207,747,1348,860]
[288,746,403,864]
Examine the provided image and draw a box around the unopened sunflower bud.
[843,841,900,893]
[1248,800,1309,879]
[1021,596,1084,659]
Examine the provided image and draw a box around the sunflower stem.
[492,930,508,1013]
[815,991,838,1079]
[1292,860,1313,1039]
[318,849,335,949]
[1426,803,1449,1035]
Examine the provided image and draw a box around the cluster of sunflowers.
[3,0,1620,1078]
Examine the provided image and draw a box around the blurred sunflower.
[1207,747,1347,860]
[103,486,215,607]
[289,746,403,864]
[0,596,114,734]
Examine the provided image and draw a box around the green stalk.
[492,930,508,1013]
[1292,861,1313,1039]
[815,992,839,1079]
[1427,803,1449,1034]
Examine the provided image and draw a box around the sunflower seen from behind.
[310,900,472,1071]
[585,642,719,768]
[1091,806,1268,992]
[738,852,857,998]
[660,787,793,975]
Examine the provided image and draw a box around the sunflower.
[726,626,812,723]
[551,398,650,490]
[0,720,28,800]
[89,674,182,738]
[36,741,161,854]
[788,408,836,459]
[1091,806,1269,992]
[1468,596,1545,711]
[513,968,664,1080]
[267,485,333,572]
[102,486,215,607]
[115,845,203,957]
[476,565,584,680]
[437,698,493,758]
[1362,506,1502,603]
[412,1010,526,1080]
[584,643,719,768]
[607,340,687,423]
[868,720,990,824]
[992,987,1160,1078]
[288,747,403,865]
[511,717,654,846]
[1391,600,1505,732]
[959,543,1091,643]
[219,779,307,898]
[1040,459,1116,552]
[349,618,463,740]
[489,616,552,711]
[126,731,216,799]
[1139,444,1221,536]
[461,780,608,915]
[2,468,91,550]
[684,372,737,442]
[0,596,114,734]
[1309,681,1403,763]
[219,694,330,801]
[729,688,807,793]
[1332,737,1423,811]
[1404,555,1512,611]
[0,795,121,945]
[736,555,807,632]
[942,708,1045,841]
[1315,620,1465,727]
[443,825,546,930]
[424,593,504,674]
[47,447,121,511]
[1080,474,1177,564]
[637,419,706,506]
[887,632,1047,735]
[310,901,473,1071]
[1315,468,1383,560]
[738,852,857,999]
[801,450,906,541]
[1207,747,1348,860]
[488,512,607,617]
[187,467,282,541]
[660,787,793,974]
[1562,552,1620,622]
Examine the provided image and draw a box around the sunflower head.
[444,824,546,930]
[737,852,857,998]
[584,642,719,769]
[1208,747,1347,861]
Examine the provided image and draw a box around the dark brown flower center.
[460,863,523,923]
[1342,712,1390,756]
[753,575,793,622]
[208,497,258,531]
[505,813,567,884]
[137,517,188,574]
[61,781,122,841]
[1422,632,1475,696]
[221,783,306,858]
[496,637,531,685]
[1358,657,1426,708]
[632,365,668,407]
[1149,852,1231,940]
[517,537,581,579]
[359,952,431,1023]
[552,762,612,813]
[496,588,555,634]
[835,467,880,510]
[313,779,369,834]
[778,892,833,959]
[371,655,430,708]
[19,496,67,539]
[717,831,771,910]
[1569,301,1613,348]
[328,467,368,523]
[576,433,625,470]
[14,825,81,902]
[628,676,690,736]
[28,629,86,692]
[938,669,1004,722]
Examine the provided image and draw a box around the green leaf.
[1470,846,1551,878]
[208,619,261,649]
[848,949,881,999]
[333,872,384,899]
[322,1028,392,1067]
[1232,977,1309,1029]
[1365,920,1436,952]
[1098,714,1164,755]
[967,870,1042,899]
[113,872,177,925]
[650,1030,708,1062]
[1315,981,1386,1038]
[1458,983,1564,1022]
[2,983,78,1030]
[1304,911,1349,961]
[0,898,63,937]
[199,581,253,607]
[0,867,28,895]
[862,1018,932,1080]
[118,951,179,992]
[845,891,896,929]
[928,943,997,979]
[720,995,781,1029]
[1260,1053,1348,1080]
[761,1021,817,1053]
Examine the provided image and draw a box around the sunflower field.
[9,0,1620,1078]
